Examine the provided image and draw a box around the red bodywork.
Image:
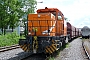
[67,22,80,39]
[75,28,79,37]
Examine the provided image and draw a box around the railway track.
[21,53,51,60]
[82,39,90,60]
[0,44,51,60]
[0,44,20,52]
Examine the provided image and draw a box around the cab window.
[52,12,56,16]
[57,12,62,20]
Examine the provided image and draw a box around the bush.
[0,31,20,47]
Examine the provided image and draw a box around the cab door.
[56,12,64,36]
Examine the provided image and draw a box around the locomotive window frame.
[57,12,62,20]
[52,12,56,16]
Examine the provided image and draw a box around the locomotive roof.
[37,7,60,13]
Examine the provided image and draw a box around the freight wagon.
[75,28,79,38]
[78,29,81,37]
[67,22,78,40]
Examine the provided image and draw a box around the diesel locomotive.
[19,7,81,54]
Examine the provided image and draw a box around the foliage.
[0,0,22,34]
[65,43,70,48]
[20,0,37,30]
[0,31,20,47]
[0,0,37,34]
[49,56,55,60]
[49,57,55,60]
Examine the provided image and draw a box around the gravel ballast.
[55,38,88,60]
[0,48,31,60]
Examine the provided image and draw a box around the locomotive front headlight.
[28,30,31,35]
[28,32,31,35]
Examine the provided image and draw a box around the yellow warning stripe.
[27,44,30,52]
[53,44,58,48]
[53,44,59,46]
[52,40,55,44]
[20,44,31,52]
[24,44,30,52]
[24,47,27,52]
[22,44,27,51]
[20,45,23,48]
[51,45,56,51]
[46,47,52,54]
[55,40,60,42]
[45,49,48,53]
[49,46,55,52]
[52,44,57,50]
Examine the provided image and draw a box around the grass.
[49,56,55,60]
[82,38,89,42]
[20,35,26,39]
[57,43,70,56]
[0,32,20,47]
[65,43,70,48]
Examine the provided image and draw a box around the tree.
[21,0,37,20]
[7,0,24,32]
[0,0,37,34]
[0,0,10,34]
[20,0,37,36]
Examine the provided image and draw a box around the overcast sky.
[36,0,90,28]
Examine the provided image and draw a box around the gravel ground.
[55,38,88,60]
[0,48,30,60]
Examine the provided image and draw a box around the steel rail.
[0,44,20,52]
[82,40,90,60]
